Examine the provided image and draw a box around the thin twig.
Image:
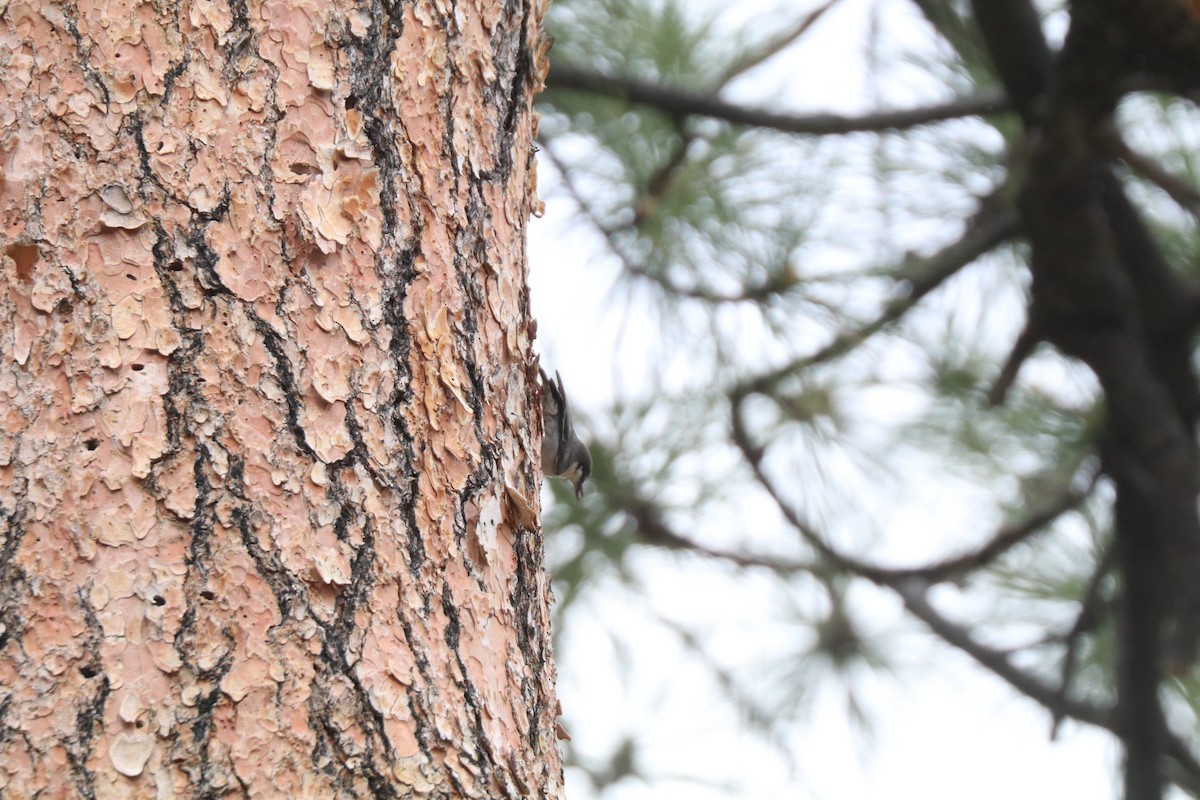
[987,319,1043,406]
[630,124,693,230]
[1051,544,1117,739]
[716,0,843,85]
[627,496,820,573]
[731,398,1109,727]
[892,474,1097,583]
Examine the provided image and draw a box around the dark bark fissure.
[179,5,418,780]
[220,0,256,82]
[440,582,496,781]
[185,641,235,800]
[511,530,548,751]
[57,5,111,111]
[147,224,208,522]
[128,115,163,203]
[64,590,110,800]
[395,615,468,797]
[308,696,397,800]
[314,508,398,798]
[173,441,237,798]
[251,314,320,461]
[461,24,557,771]
[160,54,191,106]
[343,1,429,579]
[0,488,29,656]
[183,446,219,602]
[490,0,534,180]
[0,694,42,796]
[242,274,400,796]
[451,185,498,585]
[135,24,402,794]
[149,220,246,793]
[129,115,233,224]
[455,190,490,420]
[230,481,298,621]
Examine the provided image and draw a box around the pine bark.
[0,1,560,797]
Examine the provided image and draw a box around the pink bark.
[0,1,560,796]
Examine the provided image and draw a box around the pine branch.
[736,194,1020,397]
[1051,544,1117,739]
[893,579,1111,728]
[715,0,842,85]
[987,319,1043,406]
[968,0,1053,124]
[628,495,819,574]
[1114,138,1200,220]
[542,138,802,305]
[727,394,1091,585]
[546,62,1009,136]
[959,8,1200,796]
[729,393,1200,782]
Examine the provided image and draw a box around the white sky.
[529,1,1129,798]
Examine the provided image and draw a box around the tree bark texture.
[0,1,559,797]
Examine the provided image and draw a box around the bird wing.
[552,371,572,472]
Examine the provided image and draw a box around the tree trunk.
[0,1,560,797]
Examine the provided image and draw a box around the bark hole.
[6,243,38,282]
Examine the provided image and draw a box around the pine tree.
[536,2,1200,798]
[0,1,560,796]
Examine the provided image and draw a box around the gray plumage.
[540,368,592,499]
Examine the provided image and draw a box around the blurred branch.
[893,579,1110,726]
[542,3,840,310]
[716,0,842,85]
[727,392,1200,777]
[625,262,798,304]
[628,493,819,573]
[987,319,1043,406]
[629,122,692,230]
[542,138,801,304]
[895,581,1200,783]
[647,606,795,761]
[897,473,1097,582]
[1051,544,1117,739]
[993,4,1200,792]
[968,0,1053,124]
[908,0,991,72]
[1113,138,1200,220]
[539,140,646,279]
[727,393,1088,586]
[729,403,1200,781]
[547,62,1010,136]
[631,393,1089,583]
[738,194,1021,396]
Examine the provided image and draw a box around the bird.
[540,367,592,499]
